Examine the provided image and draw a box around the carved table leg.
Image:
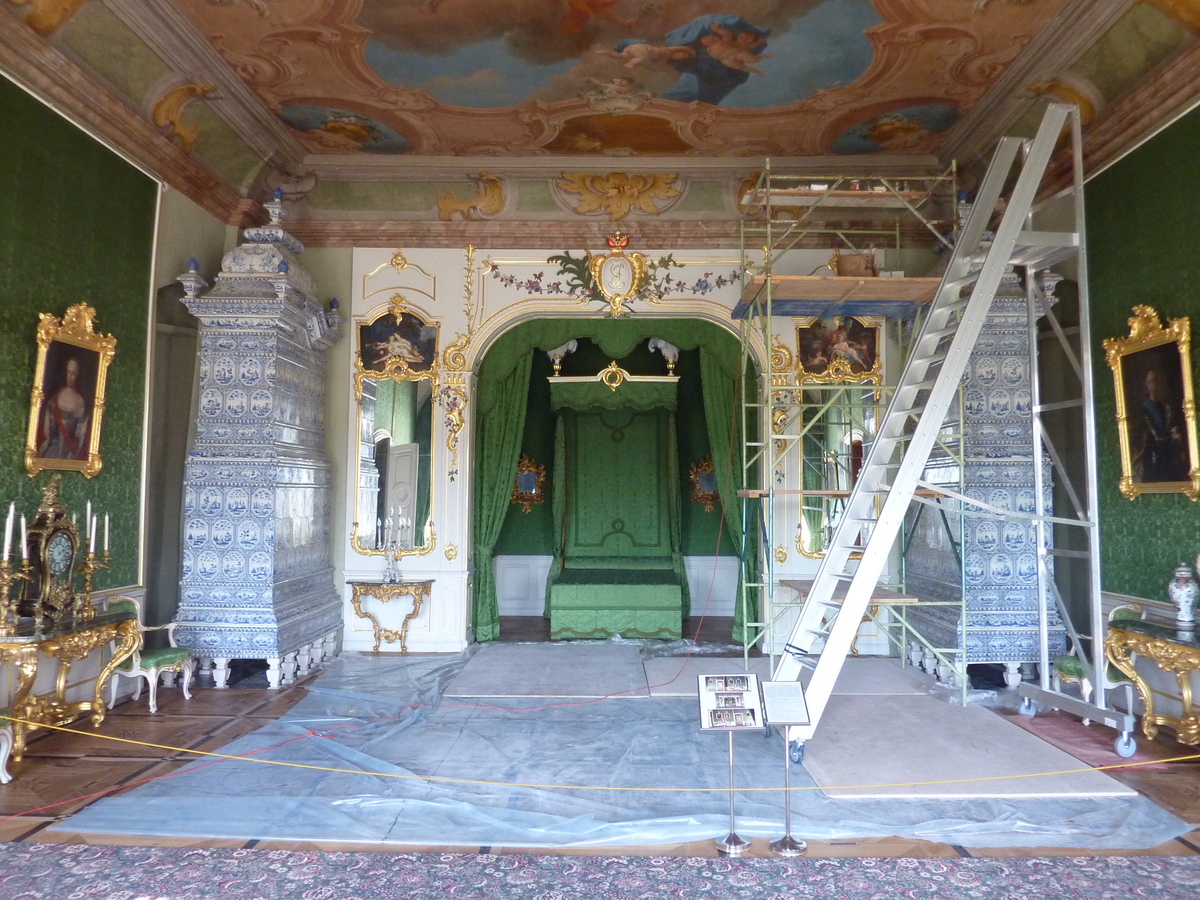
[7,646,38,762]
[93,619,139,726]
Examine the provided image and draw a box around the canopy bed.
[471,319,755,643]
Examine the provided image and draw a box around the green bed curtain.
[801,408,827,556]
[666,410,690,617]
[472,353,533,641]
[544,413,567,617]
[700,348,757,644]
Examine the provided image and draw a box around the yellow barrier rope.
[3,712,1197,795]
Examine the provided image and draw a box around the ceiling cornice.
[105,0,307,172]
[304,153,946,183]
[0,13,259,226]
[285,217,945,251]
[940,0,1136,168]
[1039,39,1200,198]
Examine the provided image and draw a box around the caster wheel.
[1018,698,1037,717]
[1114,734,1137,758]
[789,741,804,764]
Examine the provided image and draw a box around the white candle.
[3,502,13,563]
[72,513,77,530]
[20,515,27,560]
[90,515,96,554]
[86,501,92,535]
[104,514,110,552]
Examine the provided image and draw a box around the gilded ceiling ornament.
[437,173,505,221]
[556,172,681,221]
[10,0,92,35]
[1027,76,1102,127]
[151,84,217,155]
[389,250,409,271]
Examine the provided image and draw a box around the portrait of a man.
[1122,345,1190,484]
[1104,305,1200,500]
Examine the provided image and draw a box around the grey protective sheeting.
[56,647,1189,849]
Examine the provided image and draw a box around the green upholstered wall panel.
[1087,102,1200,601]
[0,78,154,589]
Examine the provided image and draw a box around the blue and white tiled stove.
[174,192,343,689]
[903,274,1068,688]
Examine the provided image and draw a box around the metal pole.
[715,730,750,855]
[769,730,806,856]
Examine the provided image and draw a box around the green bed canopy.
[472,318,758,643]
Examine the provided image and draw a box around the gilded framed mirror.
[351,305,440,556]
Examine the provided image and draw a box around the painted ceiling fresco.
[173,0,1070,157]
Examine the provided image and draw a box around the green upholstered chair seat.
[118,646,192,670]
[1051,655,1127,684]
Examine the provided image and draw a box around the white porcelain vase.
[1169,563,1199,627]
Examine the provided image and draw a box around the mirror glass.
[353,310,437,556]
[516,471,538,494]
[797,387,879,557]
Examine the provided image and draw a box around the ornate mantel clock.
[19,476,80,621]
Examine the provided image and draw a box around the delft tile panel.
[903,294,1065,664]
[176,224,342,660]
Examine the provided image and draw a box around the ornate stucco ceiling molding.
[284,218,948,251]
[1038,40,1200,199]
[0,11,259,226]
[552,172,685,221]
[105,0,307,171]
[939,0,1136,168]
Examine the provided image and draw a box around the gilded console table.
[1106,619,1200,745]
[0,609,139,767]
[349,581,432,653]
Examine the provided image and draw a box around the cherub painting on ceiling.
[356,0,879,110]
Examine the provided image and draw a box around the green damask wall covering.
[0,78,155,589]
[1087,102,1200,601]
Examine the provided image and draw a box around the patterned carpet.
[3,843,1200,900]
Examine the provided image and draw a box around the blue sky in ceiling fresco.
[361,0,880,110]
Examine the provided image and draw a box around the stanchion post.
[769,727,806,856]
[715,729,751,855]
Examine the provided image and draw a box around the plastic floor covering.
[55,645,1191,850]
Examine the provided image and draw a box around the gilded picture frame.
[795,316,883,385]
[1102,305,1200,500]
[510,455,546,513]
[689,454,720,512]
[25,304,116,479]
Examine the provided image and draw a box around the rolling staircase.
[770,103,1092,753]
